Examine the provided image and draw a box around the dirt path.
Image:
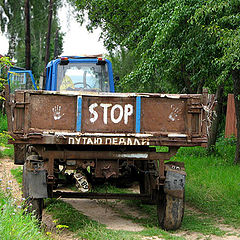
[0,158,22,202]
[1,158,240,240]
[63,198,144,231]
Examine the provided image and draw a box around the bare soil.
[1,158,240,240]
[64,198,144,231]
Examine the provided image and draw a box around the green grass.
[0,112,14,158]
[173,137,240,227]
[181,209,225,236]
[0,190,48,240]
[46,199,141,240]
[98,196,225,237]
[10,167,23,185]
[0,144,14,158]
[0,111,8,132]
[46,199,183,240]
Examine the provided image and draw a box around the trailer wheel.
[157,191,185,230]
[22,163,44,222]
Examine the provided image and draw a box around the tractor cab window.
[8,71,36,93]
[57,62,109,92]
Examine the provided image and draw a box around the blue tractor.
[7,56,115,93]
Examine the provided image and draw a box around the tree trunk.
[54,29,59,59]
[25,0,31,70]
[233,69,240,164]
[43,0,54,89]
[207,84,224,153]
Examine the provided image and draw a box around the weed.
[0,190,47,240]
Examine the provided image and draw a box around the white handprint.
[169,105,181,122]
[52,105,65,120]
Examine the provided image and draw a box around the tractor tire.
[157,191,185,230]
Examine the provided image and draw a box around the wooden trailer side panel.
[6,90,209,146]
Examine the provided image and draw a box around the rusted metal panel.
[225,94,237,137]
[14,108,25,132]
[29,94,77,131]
[40,150,178,161]
[81,96,136,133]
[24,93,30,134]
[141,98,186,133]
[7,90,210,147]
[10,132,207,147]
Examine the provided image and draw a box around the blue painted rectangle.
[76,96,82,131]
[136,96,141,133]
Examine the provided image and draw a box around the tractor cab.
[45,56,115,92]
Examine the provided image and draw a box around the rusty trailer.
[5,85,210,230]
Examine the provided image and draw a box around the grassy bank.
[0,112,46,239]
[174,137,240,226]
[0,191,47,240]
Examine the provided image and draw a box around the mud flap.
[164,163,186,199]
[23,166,48,199]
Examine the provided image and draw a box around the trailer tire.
[157,192,185,230]
[22,163,44,222]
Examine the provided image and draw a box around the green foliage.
[109,48,135,92]
[0,56,12,96]
[0,191,47,240]
[74,0,239,94]
[75,0,147,50]
[122,0,227,93]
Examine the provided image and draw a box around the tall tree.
[194,0,240,163]
[0,0,64,81]
[43,0,54,88]
[24,0,31,70]
[0,0,24,59]
[54,28,59,58]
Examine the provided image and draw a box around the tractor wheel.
[157,191,185,230]
[22,162,44,222]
